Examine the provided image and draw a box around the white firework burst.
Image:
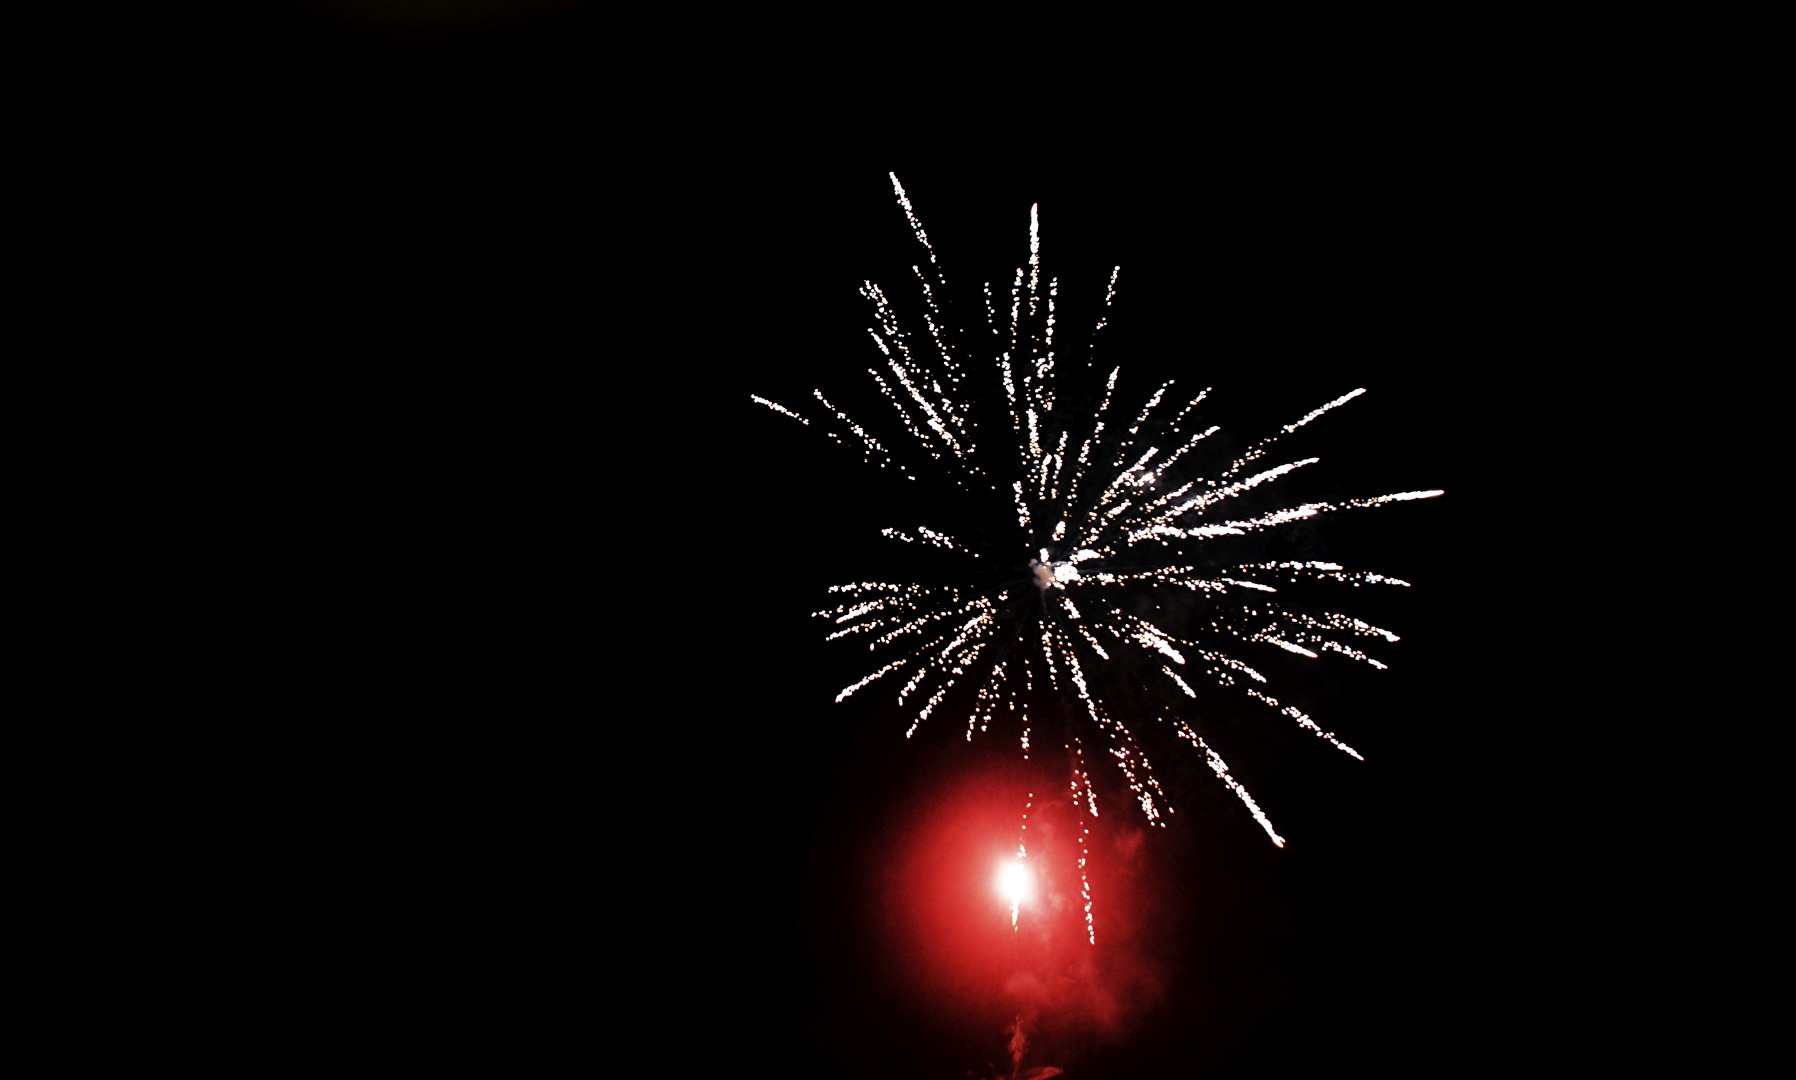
[754,174,1441,940]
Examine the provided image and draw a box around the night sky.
[255,10,1600,1076]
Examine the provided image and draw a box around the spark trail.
[754,174,1440,939]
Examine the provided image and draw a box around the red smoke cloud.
[868,753,1178,1063]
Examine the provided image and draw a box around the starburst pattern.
[754,174,1440,940]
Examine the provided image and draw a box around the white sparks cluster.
[755,175,1440,932]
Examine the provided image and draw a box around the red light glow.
[849,751,1177,1060]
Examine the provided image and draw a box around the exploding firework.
[752,174,1441,941]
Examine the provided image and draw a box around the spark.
[755,175,1439,937]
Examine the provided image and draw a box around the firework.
[754,174,1440,940]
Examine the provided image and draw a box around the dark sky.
[254,11,1607,1076]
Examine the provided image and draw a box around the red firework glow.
[856,751,1181,1069]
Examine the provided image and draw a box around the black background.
[242,7,1639,1077]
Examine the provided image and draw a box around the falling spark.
[755,175,1439,935]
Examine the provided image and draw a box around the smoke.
[1008,1012,1029,1075]
[993,807,1176,1071]
[979,1011,1062,1080]
[861,754,1191,1071]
